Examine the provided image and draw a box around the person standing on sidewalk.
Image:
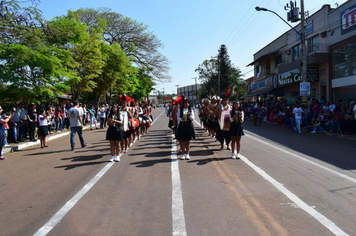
[88,105,98,130]
[293,102,303,134]
[27,104,38,142]
[69,102,87,151]
[38,109,50,148]
[98,104,106,129]
[0,106,12,160]
[10,105,21,143]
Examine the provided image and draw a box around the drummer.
[216,95,232,150]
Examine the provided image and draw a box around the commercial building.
[328,0,356,103]
[177,84,202,103]
[245,1,356,103]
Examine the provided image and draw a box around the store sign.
[341,4,356,35]
[248,76,274,93]
[278,68,302,86]
[300,82,310,96]
[307,65,319,82]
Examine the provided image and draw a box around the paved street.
[1,107,356,236]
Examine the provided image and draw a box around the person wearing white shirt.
[38,109,50,148]
[293,103,303,134]
[69,102,87,151]
[176,99,195,160]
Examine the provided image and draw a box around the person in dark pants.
[27,104,38,142]
[69,102,88,151]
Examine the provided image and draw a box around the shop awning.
[242,87,275,98]
[246,50,280,67]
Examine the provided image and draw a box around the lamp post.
[256,1,307,101]
[175,85,179,96]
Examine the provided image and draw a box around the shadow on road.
[242,120,356,171]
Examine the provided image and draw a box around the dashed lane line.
[33,109,166,236]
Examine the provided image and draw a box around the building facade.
[245,1,356,104]
[328,0,356,103]
[177,84,202,103]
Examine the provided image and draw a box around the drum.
[218,105,224,130]
[120,111,128,131]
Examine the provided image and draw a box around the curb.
[2,125,91,154]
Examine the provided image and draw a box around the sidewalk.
[2,125,91,154]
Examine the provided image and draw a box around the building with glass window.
[245,1,356,103]
[177,84,202,103]
[328,0,356,103]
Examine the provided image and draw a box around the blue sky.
[36,0,348,95]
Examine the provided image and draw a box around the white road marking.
[240,154,349,236]
[171,135,187,236]
[33,109,165,236]
[33,162,116,236]
[194,118,349,235]
[246,132,356,184]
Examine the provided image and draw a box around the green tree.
[195,59,218,96]
[217,44,232,95]
[68,23,104,102]
[69,8,171,83]
[0,12,87,105]
[229,67,246,100]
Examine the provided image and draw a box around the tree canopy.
[0,1,170,106]
[195,44,246,100]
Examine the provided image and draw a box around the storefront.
[243,75,278,101]
[328,1,356,103]
[276,68,320,101]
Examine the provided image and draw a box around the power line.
[223,0,259,44]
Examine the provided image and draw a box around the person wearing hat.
[176,98,195,160]
[216,97,232,151]
[106,104,123,162]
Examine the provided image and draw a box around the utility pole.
[300,0,308,102]
[257,0,308,102]
[284,0,307,101]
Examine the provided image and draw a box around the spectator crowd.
[0,100,155,160]
[241,97,356,135]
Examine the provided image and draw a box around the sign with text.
[300,82,310,96]
[278,68,302,86]
[341,4,356,35]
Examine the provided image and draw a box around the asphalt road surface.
[1,107,355,236]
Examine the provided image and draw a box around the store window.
[293,44,300,61]
[332,41,356,79]
[308,35,319,53]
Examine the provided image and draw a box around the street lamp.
[255,1,307,101]
[255,6,300,35]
